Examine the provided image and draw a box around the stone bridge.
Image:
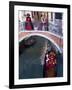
[19,31,63,53]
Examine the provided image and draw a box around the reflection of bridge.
[19,31,63,53]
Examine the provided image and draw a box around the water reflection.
[19,36,63,79]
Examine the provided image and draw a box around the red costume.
[43,51,57,77]
[45,51,57,69]
[25,14,33,30]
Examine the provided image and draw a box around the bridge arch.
[20,33,62,53]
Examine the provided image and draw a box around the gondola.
[19,37,36,55]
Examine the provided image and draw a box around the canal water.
[19,36,63,79]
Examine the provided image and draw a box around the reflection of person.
[25,13,34,30]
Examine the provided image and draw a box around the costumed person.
[38,13,48,31]
[25,13,34,30]
[43,50,57,77]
